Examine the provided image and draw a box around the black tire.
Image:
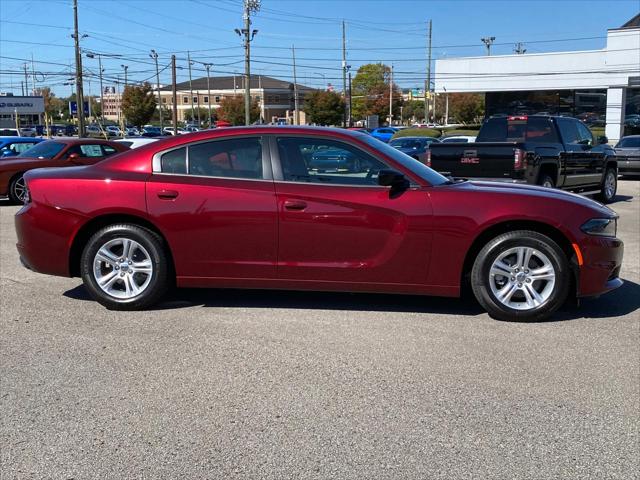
[538,174,555,189]
[471,230,570,322]
[597,167,617,204]
[80,224,171,310]
[8,173,26,205]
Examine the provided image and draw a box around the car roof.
[0,136,43,142]
[390,136,435,140]
[39,137,124,146]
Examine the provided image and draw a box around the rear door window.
[188,138,263,179]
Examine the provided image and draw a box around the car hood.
[0,156,54,170]
[454,180,617,217]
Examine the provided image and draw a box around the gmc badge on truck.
[461,150,480,164]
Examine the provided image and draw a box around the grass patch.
[440,129,479,137]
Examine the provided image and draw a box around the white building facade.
[434,16,640,142]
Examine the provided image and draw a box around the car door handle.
[283,200,307,211]
[157,189,179,200]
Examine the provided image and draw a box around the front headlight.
[581,218,617,237]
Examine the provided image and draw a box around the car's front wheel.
[80,224,170,310]
[471,230,570,321]
[8,173,27,204]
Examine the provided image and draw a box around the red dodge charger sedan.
[15,127,623,321]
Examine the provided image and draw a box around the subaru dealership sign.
[0,96,44,115]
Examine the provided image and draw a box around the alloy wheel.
[12,176,27,203]
[488,246,556,311]
[604,171,616,200]
[92,238,153,299]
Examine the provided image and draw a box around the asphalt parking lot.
[1,181,638,479]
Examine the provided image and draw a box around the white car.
[440,135,477,144]
[115,137,160,149]
[163,127,186,135]
[105,126,123,136]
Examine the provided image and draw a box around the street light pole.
[72,0,86,137]
[150,49,163,129]
[204,63,213,128]
[236,0,260,126]
[187,52,195,124]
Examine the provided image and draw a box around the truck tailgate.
[429,142,521,179]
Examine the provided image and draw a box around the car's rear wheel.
[471,230,570,321]
[598,168,617,203]
[8,173,27,204]
[80,224,170,310]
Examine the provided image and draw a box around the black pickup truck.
[427,115,619,202]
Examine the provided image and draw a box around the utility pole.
[514,42,527,54]
[389,64,393,126]
[187,52,195,124]
[120,64,128,130]
[72,0,86,137]
[236,0,260,126]
[23,63,29,95]
[20,81,25,97]
[121,64,128,87]
[150,50,163,129]
[348,70,352,127]
[444,86,449,125]
[341,20,347,128]
[204,63,213,128]
[30,54,36,95]
[481,36,495,56]
[171,55,178,133]
[292,45,299,125]
[425,19,432,123]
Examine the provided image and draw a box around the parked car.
[163,127,186,135]
[16,126,623,321]
[623,115,640,127]
[0,137,44,158]
[440,136,477,143]
[106,126,123,137]
[369,127,397,143]
[427,115,618,202]
[0,138,128,203]
[308,146,363,173]
[125,127,140,136]
[614,135,640,176]
[19,127,37,137]
[141,126,167,137]
[0,128,21,137]
[115,137,160,149]
[389,136,440,163]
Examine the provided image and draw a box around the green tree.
[350,63,403,123]
[183,107,216,125]
[218,95,260,126]
[402,100,425,123]
[448,93,485,124]
[121,82,157,128]
[303,90,345,125]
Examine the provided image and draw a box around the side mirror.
[378,169,408,188]
[597,136,608,145]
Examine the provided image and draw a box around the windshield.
[361,135,449,186]
[390,138,432,149]
[616,137,640,148]
[18,141,65,159]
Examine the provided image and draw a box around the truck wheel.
[471,230,570,322]
[539,174,554,189]
[80,224,171,310]
[598,168,617,204]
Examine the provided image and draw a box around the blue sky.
[0,0,638,97]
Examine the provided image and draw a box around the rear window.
[477,117,559,143]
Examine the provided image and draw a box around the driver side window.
[576,122,594,146]
[276,137,389,186]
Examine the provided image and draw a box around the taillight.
[425,149,432,167]
[514,148,526,170]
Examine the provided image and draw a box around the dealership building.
[434,14,640,143]
[0,94,44,128]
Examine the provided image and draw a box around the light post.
[235,0,260,126]
[203,63,213,128]
[150,50,163,129]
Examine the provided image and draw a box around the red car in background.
[15,127,623,321]
[0,138,128,203]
